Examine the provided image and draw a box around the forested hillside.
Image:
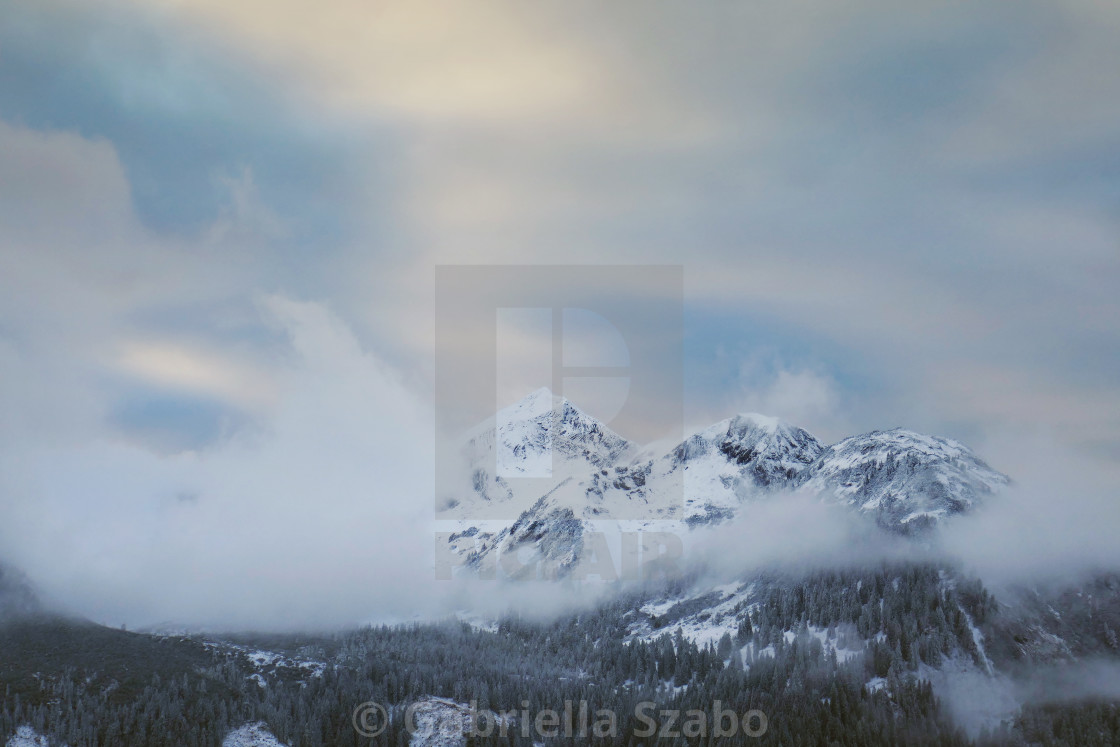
[4,562,1118,745]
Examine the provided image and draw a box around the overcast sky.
[1,0,1118,628]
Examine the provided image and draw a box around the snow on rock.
[442,391,1010,578]
[546,411,822,528]
[443,391,825,577]
[494,388,634,475]
[200,640,326,684]
[636,581,755,647]
[222,722,288,747]
[485,498,585,580]
[659,414,822,526]
[442,389,636,521]
[634,580,867,668]
[5,726,51,747]
[797,429,1008,532]
[407,696,507,747]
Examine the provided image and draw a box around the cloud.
[113,340,277,410]
[0,118,283,451]
[727,363,846,442]
[9,0,1112,467]
[0,0,369,239]
[0,297,443,630]
[1,0,1119,631]
[684,491,914,579]
[939,429,1120,587]
[143,0,722,140]
[937,1,1120,167]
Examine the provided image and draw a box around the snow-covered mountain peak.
[440,389,636,518]
[798,428,1009,532]
[495,385,563,420]
[442,393,1013,576]
[488,387,634,470]
[836,428,969,460]
[670,413,824,485]
[721,412,818,450]
[685,411,809,444]
[726,412,782,430]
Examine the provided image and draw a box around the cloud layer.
[1,0,1118,626]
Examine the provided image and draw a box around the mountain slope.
[442,394,1009,579]
[440,388,635,520]
[796,429,1009,532]
[0,616,225,704]
[443,403,825,578]
[0,564,40,621]
[661,413,823,525]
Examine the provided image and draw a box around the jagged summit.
[441,388,636,519]
[626,412,824,527]
[673,413,824,486]
[476,387,634,471]
[442,393,1013,574]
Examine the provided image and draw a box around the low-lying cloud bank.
[938,432,1120,588]
[2,297,1119,633]
[0,298,443,630]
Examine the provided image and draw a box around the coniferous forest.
[3,562,1118,745]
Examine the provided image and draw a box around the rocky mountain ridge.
[441,389,1009,578]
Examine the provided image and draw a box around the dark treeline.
[0,562,1115,745]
